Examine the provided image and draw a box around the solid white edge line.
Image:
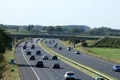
[20,43,41,80]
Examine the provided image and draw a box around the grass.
[6,29,29,35]
[2,47,20,80]
[87,48,120,64]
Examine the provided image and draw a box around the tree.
[46,26,55,31]
[55,26,63,32]
[0,24,6,30]
[25,25,34,33]
[0,29,12,53]
[16,27,19,32]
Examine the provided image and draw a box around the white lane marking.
[21,43,40,80]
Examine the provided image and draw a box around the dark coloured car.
[24,42,28,45]
[52,55,58,60]
[54,43,58,48]
[36,51,41,55]
[55,43,58,45]
[52,63,60,69]
[54,45,57,48]
[75,51,80,54]
[42,55,49,60]
[45,41,47,43]
[112,65,120,72]
[49,40,52,44]
[67,47,72,51]
[36,39,40,42]
[23,45,26,49]
[29,55,36,60]
[26,51,31,55]
[59,47,62,50]
[31,44,35,49]
[36,61,44,68]
[52,40,55,43]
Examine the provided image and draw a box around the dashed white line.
[21,43,41,80]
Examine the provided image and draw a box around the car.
[45,41,47,43]
[29,55,36,60]
[36,51,41,55]
[36,39,40,42]
[54,43,58,48]
[42,55,49,60]
[58,47,62,50]
[55,43,58,45]
[36,61,44,68]
[67,47,72,51]
[112,65,120,72]
[64,71,76,80]
[54,45,57,48]
[49,40,52,44]
[95,77,104,80]
[75,51,80,54]
[52,55,58,60]
[52,63,60,69]
[24,42,28,45]
[26,51,31,55]
[31,44,35,49]
[23,45,26,49]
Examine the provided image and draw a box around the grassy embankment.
[60,37,120,64]
[2,47,20,80]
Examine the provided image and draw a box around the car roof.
[37,50,40,52]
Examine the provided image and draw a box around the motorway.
[44,39,120,80]
[15,38,93,80]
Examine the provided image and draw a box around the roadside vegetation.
[3,47,20,80]
[60,37,120,64]
[89,37,120,48]
[1,24,120,36]
[0,29,20,80]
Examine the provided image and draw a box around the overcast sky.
[0,0,120,29]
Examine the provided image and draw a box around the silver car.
[64,71,76,80]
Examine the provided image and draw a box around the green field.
[87,48,120,64]
[6,29,29,35]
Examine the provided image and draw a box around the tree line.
[1,24,120,36]
[0,29,12,78]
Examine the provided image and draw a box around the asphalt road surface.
[45,39,120,80]
[15,38,93,80]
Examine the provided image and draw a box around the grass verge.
[3,47,20,80]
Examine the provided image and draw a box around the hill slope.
[92,37,120,48]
